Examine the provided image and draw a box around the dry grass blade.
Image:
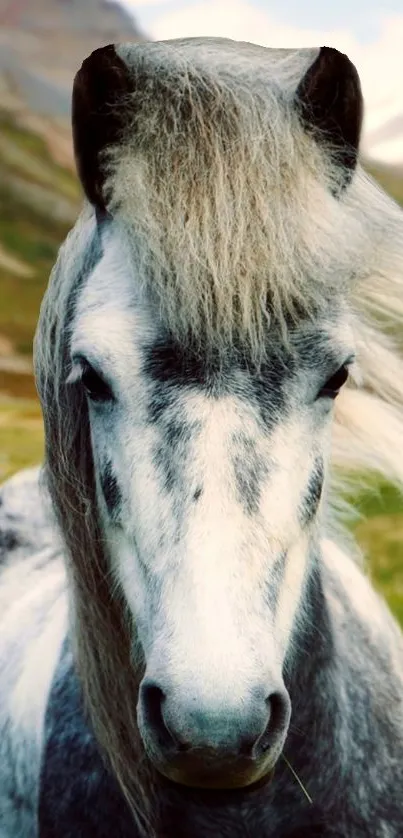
[281,754,313,805]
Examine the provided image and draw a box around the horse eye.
[81,363,113,403]
[318,364,349,400]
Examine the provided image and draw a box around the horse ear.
[296,46,363,183]
[72,44,132,212]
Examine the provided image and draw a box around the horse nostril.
[256,691,290,755]
[140,680,192,753]
[141,682,174,750]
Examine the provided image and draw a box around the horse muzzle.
[137,675,291,788]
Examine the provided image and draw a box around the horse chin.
[154,756,275,791]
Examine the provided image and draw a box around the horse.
[1,36,403,838]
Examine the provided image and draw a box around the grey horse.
[1,37,403,838]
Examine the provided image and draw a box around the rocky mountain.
[0,0,144,166]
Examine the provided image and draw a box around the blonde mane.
[34,38,403,832]
[105,40,362,357]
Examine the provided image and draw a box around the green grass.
[0,112,73,482]
[0,397,44,483]
[344,481,403,622]
[0,111,80,202]
[356,515,403,624]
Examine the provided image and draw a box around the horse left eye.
[81,363,113,403]
[318,365,349,400]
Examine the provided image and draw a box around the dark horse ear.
[296,47,363,185]
[72,44,132,212]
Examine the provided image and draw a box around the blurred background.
[0,0,402,616]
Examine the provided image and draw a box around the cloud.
[150,0,355,48]
[122,0,175,9]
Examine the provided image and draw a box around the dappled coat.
[1,37,403,838]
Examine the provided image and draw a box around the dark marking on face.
[147,390,174,424]
[232,433,269,516]
[143,329,333,436]
[251,354,291,428]
[265,552,287,612]
[100,460,122,521]
[0,528,20,557]
[143,335,260,394]
[143,338,208,388]
[154,443,178,493]
[165,418,194,448]
[299,459,324,527]
[153,418,201,496]
[193,485,203,503]
[298,341,341,376]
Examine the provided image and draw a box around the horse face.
[69,229,354,788]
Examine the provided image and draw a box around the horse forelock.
[100,40,366,360]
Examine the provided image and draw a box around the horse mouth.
[150,750,276,790]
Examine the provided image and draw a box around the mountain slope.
[0,0,144,167]
[0,109,80,367]
[0,0,144,384]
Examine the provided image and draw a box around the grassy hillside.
[0,109,79,481]
[0,110,79,356]
[366,160,403,207]
[0,110,402,622]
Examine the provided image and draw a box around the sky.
[120,0,403,163]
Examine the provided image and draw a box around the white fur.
[0,550,67,838]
